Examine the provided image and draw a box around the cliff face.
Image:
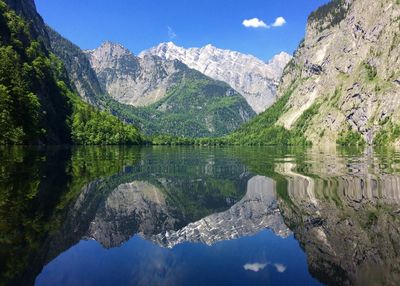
[46,27,106,106]
[4,0,48,43]
[4,0,35,18]
[85,42,187,107]
[276,0,400,145]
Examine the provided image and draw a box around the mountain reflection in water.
[0,146,399,286]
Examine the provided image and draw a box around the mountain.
[140,42,292,113]
[45,26,105,106]
[85,41,188,107]
[0,0,141,144]
[85,42,256,137]
[230,0,400,146]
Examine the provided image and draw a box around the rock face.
[4,0,48,44]
[274,0,400,145]
[85,41,256,137]
[46,26,106,106]
[140,42,292,113]
[85,42,189,106]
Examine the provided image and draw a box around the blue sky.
[35,0,330,61]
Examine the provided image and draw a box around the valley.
[2,1,400,285]
[1,0,399,147]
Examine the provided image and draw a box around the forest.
[0,1,141,145]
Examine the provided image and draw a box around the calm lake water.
[1,146,399,286]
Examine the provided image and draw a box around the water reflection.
[150,176,290,248]
[276,149,400,286]
[0,146,399,285]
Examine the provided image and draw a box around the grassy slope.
[100,71,256,138]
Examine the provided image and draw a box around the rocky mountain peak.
[84,40,256,136]
[165,41,177,48]
[202,43,215,50]
[268,51,293,69]
[84,42,140,81]
[91,41,132,58]
[140,42,292,113]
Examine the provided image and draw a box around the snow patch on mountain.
[140,42,292,113]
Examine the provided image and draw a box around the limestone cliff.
[276,0,400,145]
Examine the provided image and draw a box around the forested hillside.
[0,0,141,145]
[100,72,255,138]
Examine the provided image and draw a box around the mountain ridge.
[84,41,256,137]
[85,41,186,107]
[140,42,292,113]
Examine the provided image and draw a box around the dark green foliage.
[374,122,400,146]
[0,2,70,143]
[53,81,142,145]
[226,87,293,145]
[292,102,321,136]
[0,146,142,285]
[65,85,141,145]
[150,84,312,146]
[308,0,349,30]
[337,129,365,146]
[0,146,247,284]
[363,62,377,81]
[0,1,142,145]
[71,105,142,145]
[146,77,255,137]
[150,134,228,146]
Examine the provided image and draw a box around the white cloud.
[242,16,286,29]
[272,17,286,27]
[242,18,268,28]
[167,26,177,39]
[274,263,287,273]
[243,263,267,272]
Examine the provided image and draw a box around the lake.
[0,146,399,286]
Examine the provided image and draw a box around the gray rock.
[140,42,292,113]
[276,0,400,146]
